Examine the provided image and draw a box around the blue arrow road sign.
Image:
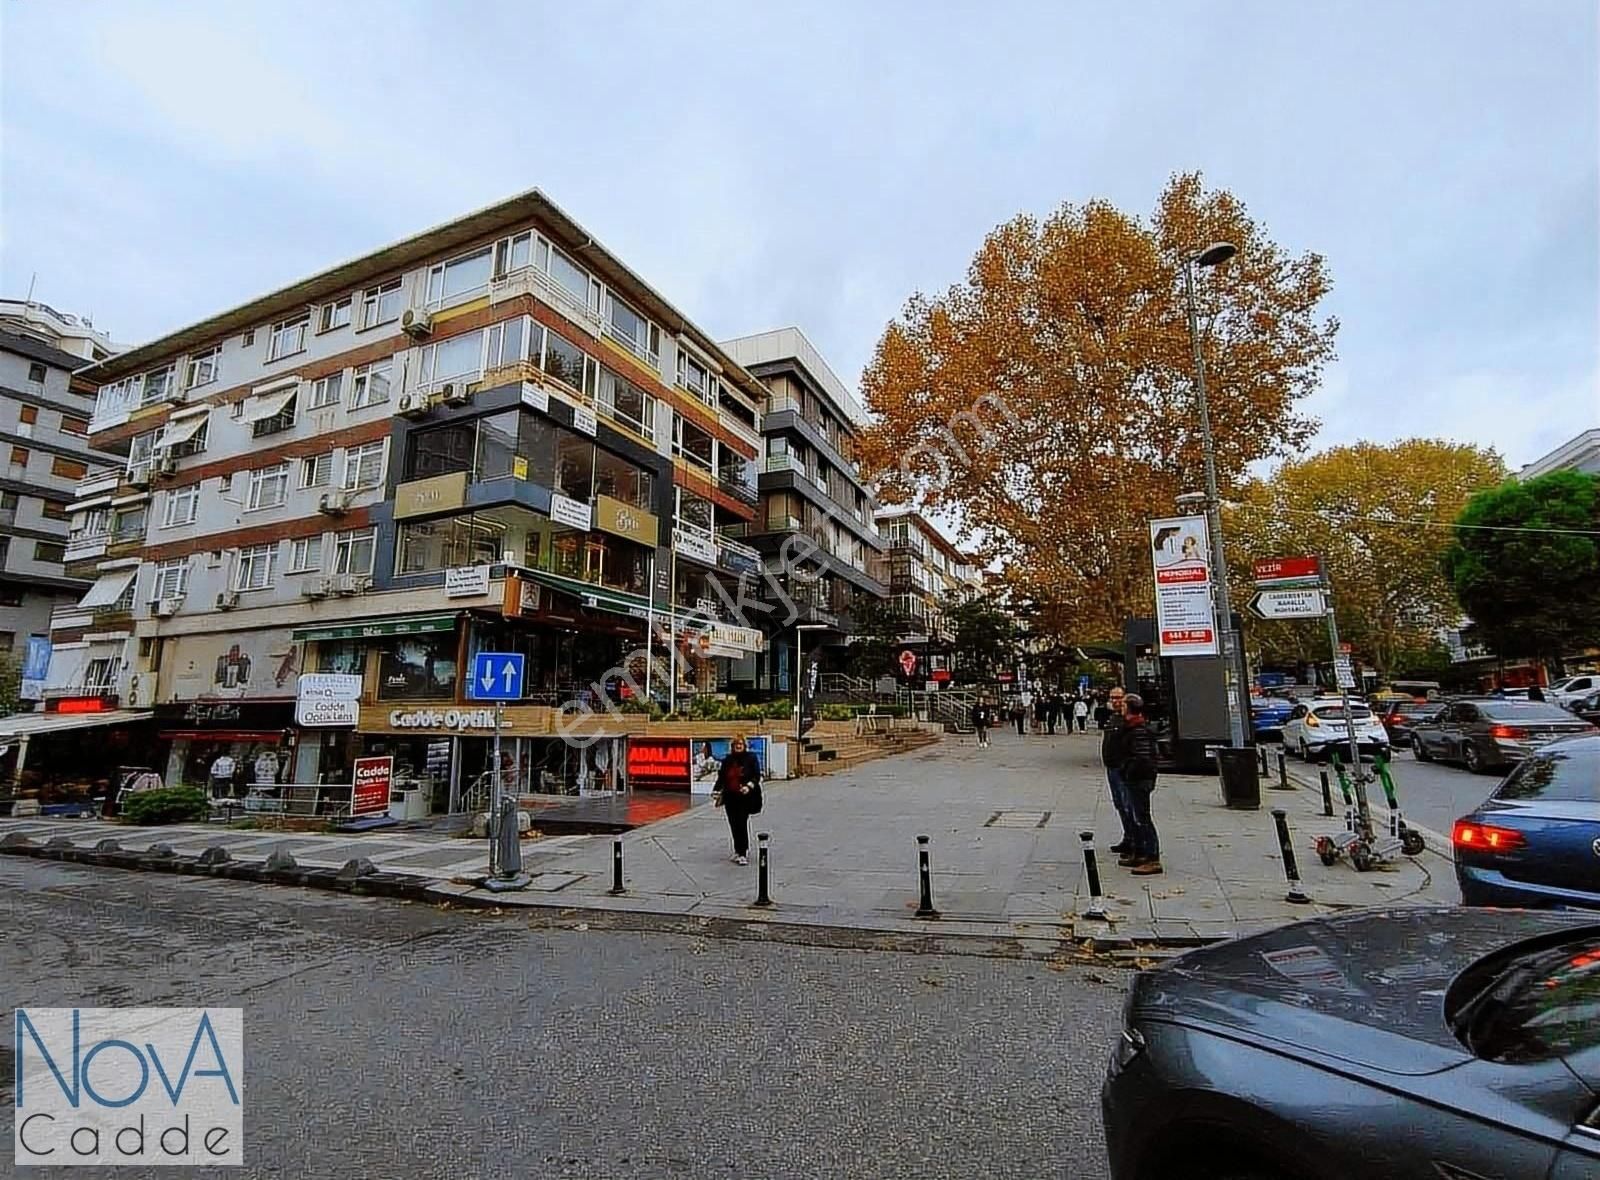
[470,652,525,702]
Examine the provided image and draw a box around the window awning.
[521,569,651,620]
[157,412,208,448]
[0,709,153,741]
[68,495,113,513]
[242,388,297,423]
[78,568,138,609]
[291,613,459,642]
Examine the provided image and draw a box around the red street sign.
[1253,555,1322,584]
[351,756,393,817]
[931,668,951,682]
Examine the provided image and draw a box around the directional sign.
[470,652,525,701]
[1253,555,1323,585]
[1247,587,1327,620]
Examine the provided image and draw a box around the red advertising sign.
[931,668,952,682]
[351,756,393,817]
[898,649,918,677]
[1253,555,1322,584]
[626,738,691,791]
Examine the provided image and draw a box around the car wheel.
[1413,740,1432,763]
[1464,744,1487,774]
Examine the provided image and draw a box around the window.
[51,456,88,480]
[252,392,297,438]
[598,367,655,440]
[333,528,376,576]
[319,297,352,333]
[184,347,220,390]
[349,358,392,408]
[163,485,200,527]
[139,366,175,406]
[267,315,308,361]
[426,247,493,305]
[308,372,344,409]
[605,292,658,359]
[674,415,714,471]
[112,504,147,543]
[288,535,322,573]
[19,405,37,426]
[1449,931,1600,1064]
[484,317,526,371]
[419,334,481,388]
[594,448,654,510]
[360,279,402,328]
[242,329,255,347]
[676,350,713,405]
[246,463,290,510]
[541,330,595,395]
[546,244,593,310]
[32,540,65,564]
[300,453,333,488]
[0,491,16,510]
[555,431,594,501]
[1493,743,1600,804]
[40,498,69,521]
[151,559,189,601]
[7,446,27,470]
[169,418,208,458]
[234,544,276,591]
[342,442,386,491]
[27,362,47,383]
[85,656,118,690]
[60,415,89,437]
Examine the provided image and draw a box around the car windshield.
[1493,741,1600,803]
[1448,931,1600,1063]
[1312,706,1371,720]
[1479,702,1580,722]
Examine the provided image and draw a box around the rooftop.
[1519,428,1600,480]
[720,327,869,427]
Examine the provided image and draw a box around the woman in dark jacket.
[714,736,763,865]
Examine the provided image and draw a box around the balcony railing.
[64,532,111,563]
[717,471,759,507]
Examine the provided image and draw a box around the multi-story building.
[721,328,887,691]
[50,189,768,807]
[0,298,120,363]
[1520,429,1600,480]
[874,508,984,678]
[0,329,122,685]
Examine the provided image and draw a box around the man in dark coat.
[1119,693,1162,875]
[1100,687,1134,854]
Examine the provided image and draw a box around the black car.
[1412,698,1595,772]
[1102,907,1599,1180]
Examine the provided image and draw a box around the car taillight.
[1453,821,1527,852]
[1488,725,1527,740]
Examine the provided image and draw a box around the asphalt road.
[1,858,1128,1179]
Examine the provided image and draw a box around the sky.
[2,0,1596,470]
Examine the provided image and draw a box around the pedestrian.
[712,735,763,865]
[1100,687,1135,856]
[1528,683,1546,702]
[1119,693,1162,875]
[1043,695,1056,735]
[208,750,236,800]
[1074,696,1089,733]
[1013,698,1026,736]
[971,699,991,749]
[1094,700,1112,730]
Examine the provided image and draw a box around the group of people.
[968,688,1124,745]
[1099,686,1163,875]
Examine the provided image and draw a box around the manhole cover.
[984,810,1051,829]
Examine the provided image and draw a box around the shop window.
[555,431,594,502]
[593,447,653,509]
[316,640,366,676]
[377,632,459,700]
[474,411,521,481]
[405,419,477,481]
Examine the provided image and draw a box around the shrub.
[121,787,211,826]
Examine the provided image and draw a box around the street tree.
[1442,470,1600,672]
[1225,439,1506,677]
[846,598,912,680]
[856,172,1338,643]
[943,593,1017,682]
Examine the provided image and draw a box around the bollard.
[1078,831,1108,921]
[1319,770,1335,817]
[1276,750,1290,790]
[914,834,939,919]
[1258,745,1269,775]
[754,832,773,908]
[1271,808,1311,904]
[608,837,625,895]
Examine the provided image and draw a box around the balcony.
[717,470,759,508]
[887,535,928,559]
[64,530,111,564]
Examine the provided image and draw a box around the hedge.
[121,787,211,826]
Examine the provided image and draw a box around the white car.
[1282,698,1392,762]
[1546,673,1599,708]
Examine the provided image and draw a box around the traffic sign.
[1247,587,1326,620]
[470,652,525,701]
[1253,555,1322,586]
[1333,655,1356,690]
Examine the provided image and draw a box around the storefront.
[154,700,298,797]
[0,705,157,799]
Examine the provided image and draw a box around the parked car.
[1413,699,1596,773]
[1454,733,1600,909]
[1281,698,1391,761]
[1568,689,1600,726]
[1101,906,1600,1180]
[1379,699,1443,748]
[1249,695,1294,742]
[1548,672,1600,707]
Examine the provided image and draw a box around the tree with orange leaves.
[856,173,1338,643]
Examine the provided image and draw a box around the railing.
[717,472,759,507]
[717,533,761,564]
[600,319,660,370]
[64,532,111,562]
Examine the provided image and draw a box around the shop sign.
[445,564,492,599]
[594,495,659,545]
[386,707,507,732]
[393,471,468,519]
[351,755,393,817]
[572,405,598,437]
[704,622,764,655]
[626,738,691,790]
[20,635,50,701]
[295,673,362,727]
[520,382,549,412]
[672,527,717,565]
[550,493,592,531]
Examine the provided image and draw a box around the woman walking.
[713,735,763,865]
[1073,696,1090,733]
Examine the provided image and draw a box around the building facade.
[873,508,983,680]
[0,299,120,363]
[1519,429,1600,480]
[721,328,888,692]
[44,189,771,806]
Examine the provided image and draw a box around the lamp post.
[795,622,829,744]
[1182,241,1246,748]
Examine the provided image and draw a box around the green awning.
[522,569,652,620]
[291,613,460,642]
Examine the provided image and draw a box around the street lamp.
[795,622,829,744]
[1182,241,1246,748]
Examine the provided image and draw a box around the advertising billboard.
[1149,515,1218,657]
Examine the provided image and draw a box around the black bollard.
[1319,770,1335,818]
[608,836,625,895]
[1276,750,1290,790]
[1078,831,1108,921]
[1271,809,1311,904]
[754,832,773,907]
[915,834,939,918]
[1258,745,1269,775]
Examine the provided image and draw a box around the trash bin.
[1215,747,1261,810]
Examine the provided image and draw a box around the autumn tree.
[856,173,1337,644]
[1225,440,1506,677]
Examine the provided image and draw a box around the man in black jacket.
[971,700,992,749]
[1120,693,1162,875]
[1100,687,1135,855]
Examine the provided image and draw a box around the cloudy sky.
[3,0,1595,468]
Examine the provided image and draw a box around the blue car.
[1454,733,1600,910]
[1249,695,1294,742]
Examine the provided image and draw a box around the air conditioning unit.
[153,597,183,618]
[400,308,433,339]
[440,382,471,407]
[396,392,434,419]
[126,468,152,490]
[335,574,367,596]
[304,576,332,599]
[317,490,351,516]
[154,453,179,476]
[215,591,241,611]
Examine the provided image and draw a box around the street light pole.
[1183,243,1246,748]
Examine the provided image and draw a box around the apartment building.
[721,328,887,692]
[874,508,984,678]
[47,189,767,807]
[0,329,123,686]
[0,298,120,363]
[1519,429,1600,480]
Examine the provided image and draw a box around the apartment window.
[333,527,376,576]
[85,657,118,690]
[300,452,333,488]
[139,366,175,406]
[7,446,27,471]
[308,372,344,409]
[360,279,402,328]
[541,330,595,395]
[493,231,532,277]
[287,535,322,573]
[319,297,352,333]
[152,558,189,601]
[349,358,392,408]
[267,315,309,361]
[169,418,208,458]
[251,391,298,438]
[425,247,493,305]
[60,414,89,437]
[676,351,713,405]
[27,362,48,383]
[483,317,527,371]
[33,540,65,564]
[598,367,655,440]
[40,498,69,521]
[593,448,654,510]
[419,334,480,388]
[242,329,255,347]
[112,505,147,543]
[19,405,38,426]
[0,491,15,511]
[51,456,88,480]
[163,484,200,527]
[184,347,221,390]
[246,463,290,510]
[674,415,714,470]
[234,544,276,591]
[342,442,386,491]
[546,244,593,310]
[605,292,658,359]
